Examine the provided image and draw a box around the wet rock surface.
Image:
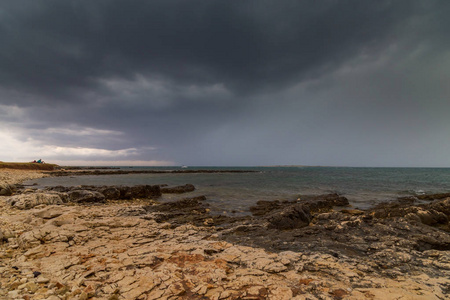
[266,203,311,230]
[41,184,197,202]
[160,184,195,194]
[1,174,449,299]
[221,193,450,254]
[45,185,163,200]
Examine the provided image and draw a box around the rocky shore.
[0,169,449,299]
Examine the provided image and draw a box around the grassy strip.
[0,162,58,170]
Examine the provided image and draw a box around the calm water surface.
[27,167,450,214]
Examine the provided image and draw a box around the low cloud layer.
[1,0,449,166]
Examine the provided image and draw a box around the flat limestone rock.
[33,206,65,219]
[7,192,65,209]
[1,175,449,299]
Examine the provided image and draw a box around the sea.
[25,166,450,215]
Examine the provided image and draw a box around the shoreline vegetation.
[0,162,58,171]
[0,167,449,299]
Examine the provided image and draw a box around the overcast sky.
[1,0,449,167]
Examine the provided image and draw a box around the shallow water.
[26,166,450,214]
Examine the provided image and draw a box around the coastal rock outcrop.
[249,193,350,218]
[370,197,450,230]
[6,192,65,209]
[300,192,350,212]
[142,196,232,226]
[160,184,195,194]
[150,196,207,212]
[45,184,162,201]
[1,194,449,300]
[1,168,450,300]
[68,190,106,203]
[224,195,450,268]
[119,185,161,199]
[7,184,164,209]
[99,186,121,200]
[266,203,311,229]
[249,200,284,216]
[417,192,450,201]
[0,183,14,196]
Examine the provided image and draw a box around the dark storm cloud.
[1,0,450,166]
[1,0,436,101]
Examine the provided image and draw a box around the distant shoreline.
[45,169,259,177]
[0,162,57,171]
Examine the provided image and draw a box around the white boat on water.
[181,165,188,169]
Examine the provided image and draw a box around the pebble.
[37,277,50,284]
[33,271,42,278]
[7,290,20,298]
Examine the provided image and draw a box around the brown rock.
[0,183,14,196]
[160,184,195,194]
[267,204,311,230]
[329,288,349,299]
[121,185,161,199]
[68,190,106,203]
